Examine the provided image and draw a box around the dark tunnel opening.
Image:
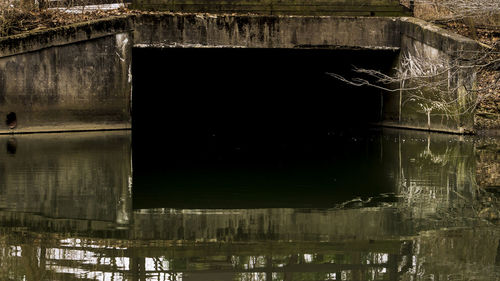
[132,48,399,208]
[132,48,397,132]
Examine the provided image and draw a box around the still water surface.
[0,129,498,281]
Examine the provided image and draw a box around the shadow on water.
[132,128,395,209]
[132,48,399,209]
[0,130,498,281]
[6,138,16,155]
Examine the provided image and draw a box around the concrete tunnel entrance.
[131,48,399,208]
[132,48,398,136]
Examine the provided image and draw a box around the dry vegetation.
[400,0,500,130]
[0,1,132,37]
[444,21,499,130]
[444,29,499,131]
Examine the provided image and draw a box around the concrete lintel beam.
[132,14,402,50]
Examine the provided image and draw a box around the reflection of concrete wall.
[129,130,492,242]
[0,132,132,225]
[382,130,477,221]
[475,138,500,189]
[0,231,405,281]
[0,130,496,281]
[0,128,488,239]
[132,207,407,241]
[401,227,500,281]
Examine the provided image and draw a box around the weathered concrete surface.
[383,17,480,133]
[0,132,132,225]
[0,13,482,133]
[403,227,500,281]
[0,16,131,57]
[0,17,133,133]
[133,14,402,50]
[475,138,500,189]
[131,0,411,16]
[131,208,405,242]
[133,13,480,133]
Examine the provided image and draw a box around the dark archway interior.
[132,48,398,208]
[132,48,397,132]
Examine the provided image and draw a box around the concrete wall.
[383,17,479,133]
[0,17,132,133]
[132,14,402,50]
[0,14,481,133]
[131,0,411,16]
[133,14,480,133]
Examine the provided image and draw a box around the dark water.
[132,48,397,209]
[0,129,499,281]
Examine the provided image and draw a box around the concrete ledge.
[399,17,479,55]
[0,16,132,57]
[132,14,402,49]
[133,5,411,17]
[131,0,411,16]
[377,122,470,135]
[0,123,131,135]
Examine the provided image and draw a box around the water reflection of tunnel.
[132,48,398,208]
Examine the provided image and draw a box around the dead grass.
[0,3,132,37]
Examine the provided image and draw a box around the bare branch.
[327,43,499,121]
[409,0,500,21]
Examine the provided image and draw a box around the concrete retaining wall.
[132,14,480,134]
[383,17,479,133]
[0,14,481,134]
[0,17,132,133]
